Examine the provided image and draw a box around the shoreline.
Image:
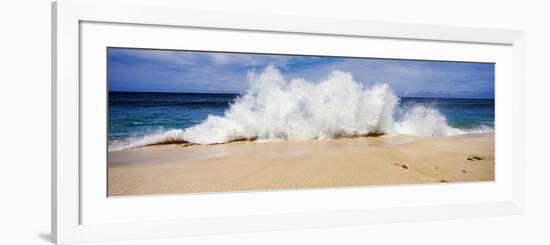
[108,133,494,196]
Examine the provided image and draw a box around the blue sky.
[108,47,495,98]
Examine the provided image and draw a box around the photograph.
[107,47,495,196]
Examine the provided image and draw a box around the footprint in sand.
[392,163,409,169]
[462,169,468,173]
[467,155,484,161]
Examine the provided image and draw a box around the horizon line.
[108,90,495,100]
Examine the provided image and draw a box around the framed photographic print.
[106,48,496,196]
[52,0,525,244]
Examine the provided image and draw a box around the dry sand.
[108,133,494,196]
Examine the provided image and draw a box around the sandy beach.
[108,133,494,196]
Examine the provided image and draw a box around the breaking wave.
[108,65,493,151]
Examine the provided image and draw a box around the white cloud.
[208,53,291,67]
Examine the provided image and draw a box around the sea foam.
[108,65,493,151]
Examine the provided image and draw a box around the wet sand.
[108,133,494,196]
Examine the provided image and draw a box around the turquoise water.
[108,92,235,143]
[398,97,494,129]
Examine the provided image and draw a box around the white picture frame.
[52,0,525,244]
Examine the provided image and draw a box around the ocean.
[108,92,235,143]
[108,91,494,151]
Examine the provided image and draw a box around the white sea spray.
[108,65,493,151]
